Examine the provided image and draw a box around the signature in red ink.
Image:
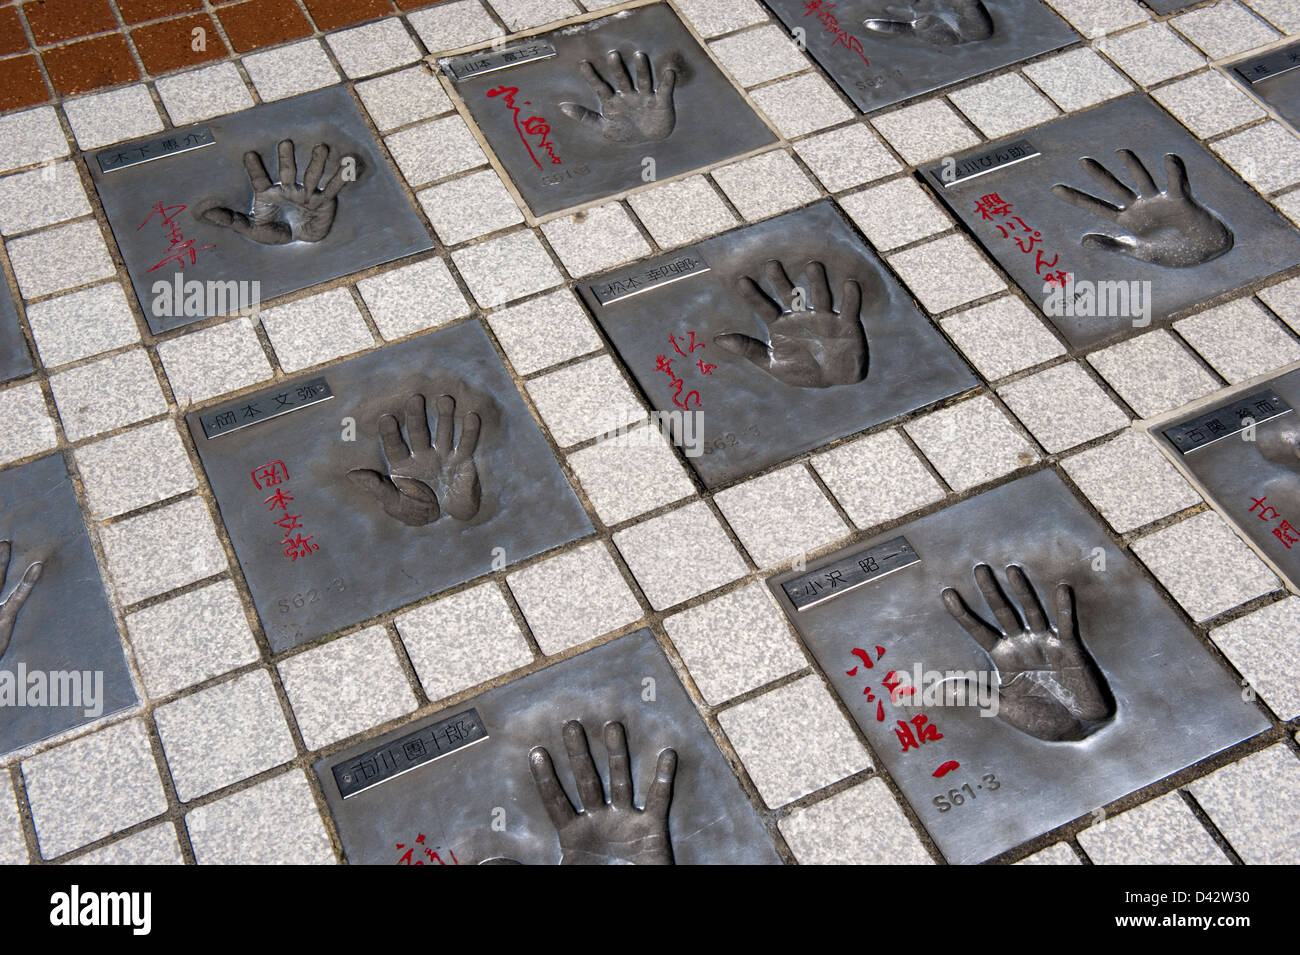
[137,200,214,273]
[803,0,871,67]
[487,85,562,170]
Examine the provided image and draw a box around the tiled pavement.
[1,0,1299,865]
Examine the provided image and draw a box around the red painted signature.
[487,85,562,170]
[137,200,214,273]
[803,0,871,68]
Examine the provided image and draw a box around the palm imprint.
[0,540,41,661]
[559,50,678,143]
[865,0,995,46]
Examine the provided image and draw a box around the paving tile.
[1043,0,1148,38]
[566,426,696,526]
[154,669,296,801]
[1017,843,1081,865]
[68,824,183,865]
[750,73,853,138]
[1079,791,1228,864]
[420,170,526,245]
[7,219,116,299]
[540,203,651,277]
[156,317,273,405]
[870,99,981,166]
[117,0,202,24]
[0,56,48,113]
[49,348,168,442]
[1096,22,1207,88]
[0,382,57,464]
[0,775,27,865]
[506,541,642,654]
[24,0,116,45]
[75,420,197,520]
[1211,122,1300,194]
[43,35,139,97]
[485,289,603,375]
[1152,71,1266,138]
[386,115,486,186]
[406,0,504,53]
[22,720,168,859]
[99,497,228,604]
[156,63,254,125]
[62,86,163,151]
[940,295,1065,380]
[1259,276,1300,334]
[904,395,1039,492]
[949,73,1060,140]
[1061,429,1201,533]
[1274,190,1300,228]
[1172,0,1280,59]
[358,257,470,340]
[131,13,228,76]
[792,123,901,193]
[1210,597,1300,720]
[451,230,564,308]
[525,354,645,447]
[356,66,454,132]
[663,582,806,705]
[240,40,340,102]
[709,24,810,88]
[887,234,1005,314]
[25,282,140,368]
[1174,298,1300,384]
[714,466,849,569]
[1023,48,1134,112]
[1132,511,1280,622]
[395,581,534,701]
[711,149,820,222]
[301,0,391,31]
[612,501,749,610]
[219,0,314,54]
[838,177,952,252]
[716,675,870,808]
[186,770,335,864]
[811,429,946,530]
[1086,330,1221,419]
[0,163,90,235]
[673,0,767,37]
[1244,0,1300,32]
[124,580,262,699]
[626,176,738,249]
[997,362,1129,453]
[0,107,69,173]
[259,288,374,373]
[325,17,421,79]
[486,0,579,31]
[1189,744,1300,864]
[278,626,417,749]
[780,778,932,864]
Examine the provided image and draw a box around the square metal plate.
[921,94,1300,349]
[1231,40,1300,132]
[314,628,782,865]
[765,0,1078,114]
[0,283,32,384]
[185,320,593,652]
[578,201,977,487]
[768,468,1269,864]
[440,3,777,217]
[0,454,136,756]
[1143,0,1192,13]
[87,85,433,335]
[1152,367,1300,591]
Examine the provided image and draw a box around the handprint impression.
[865,0,995,46]
[196,139,361,245]
[941,564,1113,742]
[0,539,42,662]
[1052,149,1233,268]
[713,259,871,389]
[559,50,678,144]
[347,394,481,528]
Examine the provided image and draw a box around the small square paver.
[68,823,183,865]
[1087,330,1221,419]
[940,295,1065,380]
[779,778,932,865]
[278,627,418,750]
[716,675,870,808]
[887,234,1005,314]
[904,395,1039,492]
[451,230,563,308]
[358,257,470,340]
[22,719,168,859]
[49,348,167,442]
[1244,0,1300,31]
[870,99,981,166]
[792,123,901,193]
[525,354,645,447]
[1023,48,1134,112]
[154,668,296,802]
[949,73,1060,139]
[7,219,116,299]
[156,62,254,125]
[1017,843,1081,865]
[1210,597,1300,720]
[259,288,374,373]
[1211,122,1300,194]
[811,429,946,530]
[673,0,767,37]
[1061,429,1201,532]
[325,17,421,79]
[663,582,806,705]
[838,177,952,252]
[1043,0,1147,38]
[62,85,163,150]
[713,466,849,569]
[356,66,454,132]
[395,582,534,702]
[241,40,340,102]
[711,149,820,223]
[99,496,228,604]
[1078,792,1228,865]
[0,775,25,864]
[998,362,1129,453]
[487,0,580,31]
[406,0,504,53]
[1189,744,1300,864]
[709,24,810,88]
[540,203,651,277]
[0,106,69,173]
[1275,191,1300,228]
[613,501,749,610]
[1175,298,1300,384]
[387,115,486,188]
[485,289,602,375]
[1132,511,1280,622]
[1172,0,1280,59]
[1096,22,1206,88]
[507,541,642,654]
[124,580,261,699]
[0,381,57,464]
[1153,71,1265,139]
[1260,277,1300,334]
[627,176,738,249]
[0,162,90,235]
[750,73,853,138]
[75,419,197,519]
[25,282,140,368]
[566,426,696,526]
[186,770,335,864]
[156,317,273,405]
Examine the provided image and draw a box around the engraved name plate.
[96,127,216,173]
[590,249,710,305]
[929,139,1040,188]
[200,376,333,439]
[781,536,920,610]
[442,40,558,81]
[1162,389,1292,454]
[1234,43,1300,85]
[334,708,487,798]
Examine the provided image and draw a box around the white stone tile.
[7,219,115,299]
[1023,48,1134,112]
[242,40,340,102]
[325,17,421,79]
[452,230,564,308]
[713,465,849,569]
[63,86,163,151]
[99,497,228,604]
[0,107,69,173]
[1017,843,1081,865]
[68,823,183,865]
[709,24,810,87]
[870,99,981,165]
[1244,0,1300,31]
[1259,276,1300,334]
[887,234,1005,314]
[0,162,90,235]
[0,382,57,464]
[1172,0,1280,58]
[419,169,524,245]
[1189,744,1300,864]
[792,123,901,192]
[1079,792,1227,865]
[156,63,254,125]
[487,0,578,31]
[1152,70,1266,138]
[525,354,645,447]
[904,395,1039,492]
[780,778,932,864]
[260,288,374,373]
[49,348,167,441]
[1061,429,1201,532]
[0,774,27,864]
[186,770,334,864]
[358,257,470,340]
[1210,597,1300,720]
[612,501,748,610]
[566,427,695,525]
[1087,330,1221,419]
[949,73,1060,139]
[626,175,738,249]
[711,149,820,222]
[673,0,767,37]
[485,289,603,375]
[997,362,1129,453]
[750,73,852,138]
[940,295,1065,380]
[407,0,504,53]
[387,115,486,187]
[507,541,642,654]
[1211,122,1300,194]
[356,66,453,132]
[75,419,197,520]
[1096,23,1206,87]
[25,282,139,368]
[540,202,651,276]
[1175,298,1300,384]
[811,429,946,529]
[156,317,273,405]
[838,177,952,252]
[1043,0,1149,38]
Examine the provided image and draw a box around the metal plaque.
[442,40,558,81]
[781,536,920,610]
[87,85,432,335]
[1153,368,1300,592]
[922,95,1300,349]
[0,454,136,757]
[334,708,487,798]
[0,282,32,385]
[199,376,334,439]
[765,0,1078,114]
[590,248,710,305]
[769,469,1269,864]
[1143,0,1194,13]
[1230,40,1300,132]
[938,139,1040,187]
[314,629,782,865]
[185,320,593,652]
[441,3,777,217]
[578,201,977,488]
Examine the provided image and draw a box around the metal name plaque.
[442,40,558,80]
[782,536,919,610]
[590,248,709,305]
[930,139,1040,188]
[1229,41,1300,132]
[96,127,215,173]
[314,630,782,865]
[768,469,1269,864]
[1162,389,1292,455]
[200,376,333,439]
[334,709,487,798]
[1234,43,1300,85]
